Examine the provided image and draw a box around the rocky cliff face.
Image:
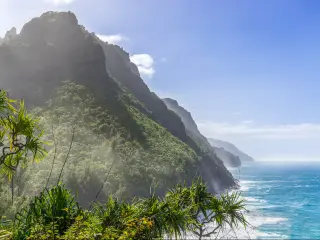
[0,11,117,106]
[100,43,192,145]
[163,98,241,168]
[209,138,254,162]
[212,147,241,167]
[0,11,236,194]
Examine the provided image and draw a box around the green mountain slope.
[163,98,241,167]
[0,11,235,207]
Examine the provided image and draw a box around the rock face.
[0,11,236,194]
[0,11,115,106]
[209,138,254,162]
[4,27,17,41]
[213,147,241,167]
[163,98,241,168]
[100,43,191,145]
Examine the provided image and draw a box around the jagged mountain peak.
[163,98,199,134]
[0,11,236,194]
[4,27,17,40]
[163,98,179,105]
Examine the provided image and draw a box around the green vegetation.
[0,90,46,178]
[0,90,47,210]
[1,181,247,239]
[13,81,197,207]
[0,88,248,239]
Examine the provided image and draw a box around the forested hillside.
[0,89,247,239]
[0,11,237,216]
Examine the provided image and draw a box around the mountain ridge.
[0,11,236,198]
[163,98,241,167]
[208,138,255,162]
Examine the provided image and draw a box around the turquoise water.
[231,162,320,239]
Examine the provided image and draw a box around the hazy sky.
[1,0,320,161]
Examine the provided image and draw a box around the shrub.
[13,184,82,239]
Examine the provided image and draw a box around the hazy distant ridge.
[208,138,254,162]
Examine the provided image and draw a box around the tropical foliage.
[0,88,248,239]
[6,81,197,209]
[0,90,47,207]
[1,180,246,239]
[0,90,46,177]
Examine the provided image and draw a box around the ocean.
[228,161,320,239]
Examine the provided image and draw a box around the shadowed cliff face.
[0,11,119,106]
[100,44,236,188]
[100,43,190,144]
[163,98,242,168]
[0,11,236,194]
[213,147,241,167]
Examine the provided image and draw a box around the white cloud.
[241,120,254,124]
[130,54,155,79]
[197,121,320,162]
[45,0,75,5]
[96,34,128,45]
[96,36,155,78]
[198,121,320,140]
[259,155,320,162]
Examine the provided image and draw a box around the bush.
[4,178,248,240]
[13,184,82,239]
[0,88,248,239]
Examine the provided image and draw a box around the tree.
[93,178,248,240]
[0,89,248,239]
[164,178,248,239]
[0,90,47,203]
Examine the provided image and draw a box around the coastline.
[224,165,289,239]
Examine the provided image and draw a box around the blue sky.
[1,0,320,161]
